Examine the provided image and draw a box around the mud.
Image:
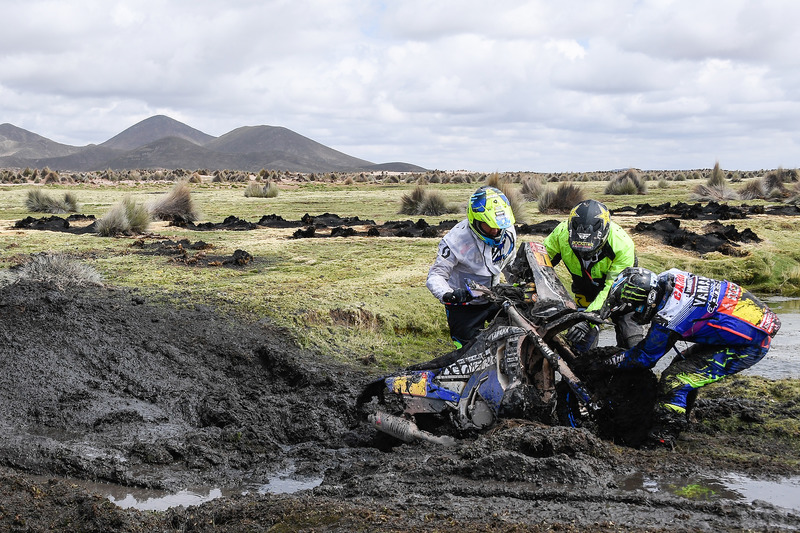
[1,280,800,531]
[633,218,762,256]
[612,201,800,220]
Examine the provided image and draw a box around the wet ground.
[1,276,799,531]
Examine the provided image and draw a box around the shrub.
[149,181,199,222]
[537,183,585,213]
[96,196,151,236]
[25,189,79,213]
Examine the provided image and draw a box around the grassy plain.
[2,176,799,368]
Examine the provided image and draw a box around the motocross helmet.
[604,267,661,325]
[468,186,515,247]
[568,200,611,262]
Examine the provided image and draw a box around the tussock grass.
[96,196,151,236]
[521,176,545,200]
[605,169,648,195]
[399,186,458,216]
[691,162,738,201]
[537,182,585,213]
[149,181,199,222]
[244,181,280,198]
[0,253,102,288]
[25,189,79,213]
[738,179,766,200]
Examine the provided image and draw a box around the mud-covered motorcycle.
[357,242,657,447]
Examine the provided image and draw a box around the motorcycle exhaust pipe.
[369,411,456,446]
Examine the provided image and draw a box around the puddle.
[620,472,800,512]
[56,468,324,511]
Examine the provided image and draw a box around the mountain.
[0,123,82,159]
[204,126,374,171]
[100,115,215,151]
[0,116,426,173]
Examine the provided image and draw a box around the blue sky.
[1,0,798,172]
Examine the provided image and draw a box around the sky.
[1,0,799,173]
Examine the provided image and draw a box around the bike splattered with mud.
[357,241,657,447]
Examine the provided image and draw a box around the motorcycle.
[357,242,657,447]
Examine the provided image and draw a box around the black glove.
[565,321,591,345]
[443,288,473,304]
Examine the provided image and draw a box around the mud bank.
[1,280,799,531]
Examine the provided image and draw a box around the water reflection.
[67,469,324,511]
[620,472,800,512]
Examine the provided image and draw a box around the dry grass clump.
[244,181,280,198]
[148,181,199,222]
[605,169,648,195]
[738,179,767,200]
[521,176,546,200]
[25,189,79,213]
[537,182,586,213]
[96,196,151,236]
[690,162,739,202]
[399,186,458,216]
[0,253,102,289]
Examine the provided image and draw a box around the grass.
[1,176,800,368]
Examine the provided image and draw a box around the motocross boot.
[642,404,688,450]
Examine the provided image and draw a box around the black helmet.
[568,200,611,261]
[603,267,661,324]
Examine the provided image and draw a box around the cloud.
[1,0,799,172]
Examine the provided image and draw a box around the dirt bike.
[357,242,658,448]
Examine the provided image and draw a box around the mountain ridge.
[0,116,426,173]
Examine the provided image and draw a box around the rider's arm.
[619,322,677,369]
[426,239,459,302]
[585,224,636,313]
[543,222,567,267]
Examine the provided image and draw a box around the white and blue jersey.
[426,220,517,305]
[623,268,780,369]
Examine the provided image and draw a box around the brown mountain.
[0,116,426,173]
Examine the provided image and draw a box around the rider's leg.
[445,303,497,348]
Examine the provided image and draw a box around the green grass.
[2,177,800,368]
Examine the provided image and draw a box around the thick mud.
[1,279,799,531]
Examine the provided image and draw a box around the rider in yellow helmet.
[427,186,517,348]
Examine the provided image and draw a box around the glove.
[565,321,591,345]
[443,288,474,304]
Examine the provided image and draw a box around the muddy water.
[620,472,800,513]
[751,297,800,379]
[66,468,324,511]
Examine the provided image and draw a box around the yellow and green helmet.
[467,186,515,246]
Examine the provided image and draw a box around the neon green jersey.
[543,220,636,312]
